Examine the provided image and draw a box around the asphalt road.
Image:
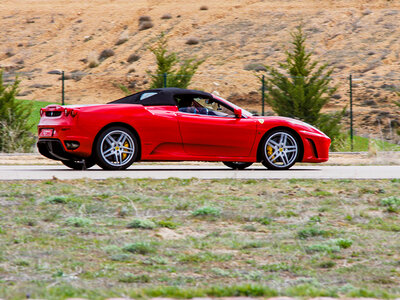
[1,164,399,180]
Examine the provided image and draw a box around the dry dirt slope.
[0,0,399,138]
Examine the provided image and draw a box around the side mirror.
[234,108,242,118]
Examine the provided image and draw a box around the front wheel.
[223,161,253,170]
[261,129,300,170]
[95,126,138,170]
[61,159,96,170]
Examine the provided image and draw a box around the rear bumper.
[37,139,81,161]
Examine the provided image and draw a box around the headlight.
[289,119,324,134]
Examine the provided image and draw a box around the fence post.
[61,71,65,106]
[261,75,265,116]
[163,73,167,88]
[349,74,353,152]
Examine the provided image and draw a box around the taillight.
[63,108,78,117]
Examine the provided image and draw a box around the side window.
[140,92,158,100]
[197,98,235,117]
[176,95,235,117]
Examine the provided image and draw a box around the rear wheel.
[61,159,95,170]
[95,126,138,170]
[223,161,253,170]
[261,129,299,170]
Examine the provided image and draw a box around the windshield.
[212,95,253,117]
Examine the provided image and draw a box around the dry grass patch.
[115,30,129,45]
[87,51,99,68]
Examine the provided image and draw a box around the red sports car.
[37,88,330,170]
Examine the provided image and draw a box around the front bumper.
[300,131,331,163]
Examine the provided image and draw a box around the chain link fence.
[2,68,400,149]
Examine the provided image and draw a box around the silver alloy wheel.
[100,130,135,167]
[264,131,298,168]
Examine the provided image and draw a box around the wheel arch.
[92,122,142,161]
[256,126,304,162]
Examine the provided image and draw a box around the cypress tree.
[263,26,344,148]
[148,34,203,89]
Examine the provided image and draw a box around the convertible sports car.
[37,87,330,170]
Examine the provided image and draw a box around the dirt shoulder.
[1,152,399,166]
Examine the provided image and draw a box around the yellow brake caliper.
[267,145,276,162]
[122,140,129,160]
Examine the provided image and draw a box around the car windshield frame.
[211,95,253,118]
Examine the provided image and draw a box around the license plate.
[40,128,54,137]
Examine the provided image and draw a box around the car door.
[176,101,257,157]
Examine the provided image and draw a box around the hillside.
[1,0,399,140]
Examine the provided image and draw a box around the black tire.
[223,161,253,170]
[95,126,138,170]
[61,159,96,170]
[261,129,300,170]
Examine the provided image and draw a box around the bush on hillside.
[0,70,35,152]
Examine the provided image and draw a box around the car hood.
[254,115,327,136]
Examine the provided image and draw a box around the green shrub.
[332,238,353,249]
[110,253,131,262]
[192,206,221,217]
[46,195,69,204]
[306,238,352,253]
[380,196,400,212]
[261,262,292,272]
[140,284,278,298]
[319,260,336,268]
[309,216,321,223]
[298,227,329,239]
[286,283,337,297]
[345,215,353,221]
[0,69,35,152]
[257,216,272,225]
[123,242,157,254]
[65,217,92,227]
[119,273,150,283]
[380,196,400,207]
[127,218,156,229]
[156,219,179,229]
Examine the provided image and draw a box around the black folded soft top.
[109,87,212,106]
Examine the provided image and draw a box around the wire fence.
[2,69,400,149]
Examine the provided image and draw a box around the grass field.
[17,99,59,133]
[0,178,399,299]
[339,135,400,152]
